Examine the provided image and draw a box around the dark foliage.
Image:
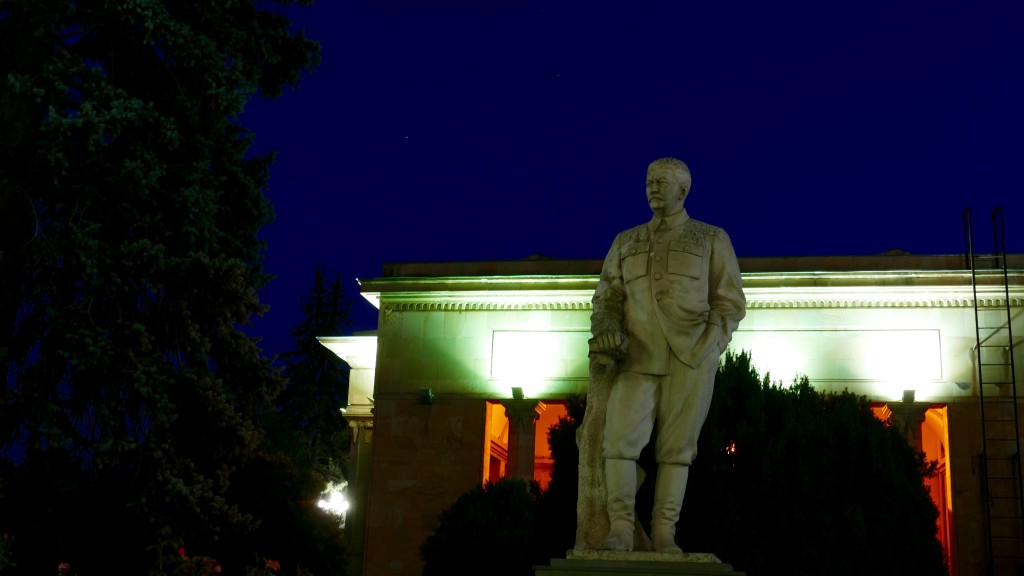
[420,478,540,576]
[279,264,352,486]
[0,1,327,573]
[680,351,946,576]
[219,446,348,576]
[205,264,353,575]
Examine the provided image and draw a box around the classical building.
[323,252,1024,576]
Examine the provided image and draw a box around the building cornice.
[360,270,1024,312]
[358,276,597,310]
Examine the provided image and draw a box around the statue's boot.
[600,458,637,551]
[651,464,688,553]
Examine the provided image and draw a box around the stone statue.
[574,157,746,554]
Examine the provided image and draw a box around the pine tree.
[679,351,946,576]
[207,267,353,576]
[0,1,319,573]
[280,263,352,486]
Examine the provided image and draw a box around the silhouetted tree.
[279,263,352,485]
[219,430,349,576]
[535,395,585,560]
[680,351,946,576]
[208,264,352,576]
[0,1,319,574]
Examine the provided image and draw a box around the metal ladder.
[963,206,1024,575]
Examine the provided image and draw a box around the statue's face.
[646,167,687,216]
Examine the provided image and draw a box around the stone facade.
[323,253,1024,576]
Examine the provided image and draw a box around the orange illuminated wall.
[484,402,509,485]
[534,402,568,491]
[482,401,569,490]
[922,406,953,572]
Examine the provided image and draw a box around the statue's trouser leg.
[602,370,658,551]
[651,464,688,553]
[601,457,638,551]
[654,353,718,464]
[651,353,720,553]
[603,370,658,459]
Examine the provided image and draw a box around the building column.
[347,416,373,576]
[500,400,545,482]
[886,394,928,452]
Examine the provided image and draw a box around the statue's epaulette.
[618,218,721,246]
[678,218,720,245]
[618,223,650,244]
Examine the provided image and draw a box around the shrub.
[421,478,539,576]
[681,351,946,576]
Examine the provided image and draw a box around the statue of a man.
[589,157,746,553]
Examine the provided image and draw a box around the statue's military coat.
[591,209,746,373]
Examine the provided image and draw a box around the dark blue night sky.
[242,1,1024,360]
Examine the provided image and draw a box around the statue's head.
[646,157,691,217]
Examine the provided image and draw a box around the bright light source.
[490,330,591,397]
[730,328,942,390]
[491,330,591,380]
[317,481,348,527]
[317,491,348,514]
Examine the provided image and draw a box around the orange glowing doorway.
[922,406,953,573]
[483,400,568,490]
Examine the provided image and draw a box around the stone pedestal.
[535,551,746,575]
